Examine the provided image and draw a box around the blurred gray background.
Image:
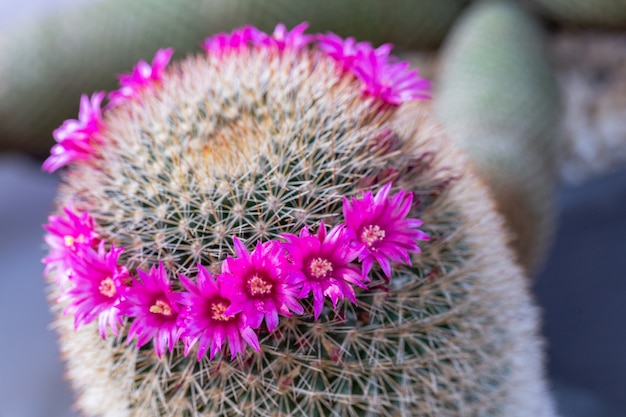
[0,1,625,417]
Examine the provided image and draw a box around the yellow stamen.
[63,236,75,247]
[64,234,86,249]
[149,300,173,316]
[361,225,385,247]
[98,277,116,297]
[248,274,273,296]
[309,258,333,279]
[211,302,232,322]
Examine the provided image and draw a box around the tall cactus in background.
[435,1,561,272]
[43,24,556,416]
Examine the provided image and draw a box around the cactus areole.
[43,23,555,417]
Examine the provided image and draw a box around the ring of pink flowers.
[43,22,431,360]
[45,184,428,360]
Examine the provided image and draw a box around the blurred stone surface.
[552,32,626,183]
[0,153,78,417]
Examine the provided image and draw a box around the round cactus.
[43,24,556,416]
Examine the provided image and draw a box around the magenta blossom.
[43,205,100,290]
[121,262,183,358]
[108,48,174,106]
[316,32,374,71]
[42,92,105,172]
[221,238,303,331]
[352,46,431,105]
[63,242,130,338]
[315,32,430,104]
[252,22,312,51]
[203,25,258,56]
[281,222,365,319]
[178,265,260,360]
[343,183,429,278]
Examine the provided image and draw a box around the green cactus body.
[46,37,555,416]
[435,1,561,273]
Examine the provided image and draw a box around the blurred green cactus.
[435,1,561,272]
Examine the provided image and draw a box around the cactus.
[435,1,561,272]
[44,24,556,416]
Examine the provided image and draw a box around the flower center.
[211,301,233,322]
[247,274,273,297]
[361,225,386,247]
[64,234,86,249]
[308,257,333,279]
[149,299,173,316]
[98,277,116,298]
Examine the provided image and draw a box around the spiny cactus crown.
[41,22,489,417]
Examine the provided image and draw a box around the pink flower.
[202,25,258,56]
[315,32,430,104]
[178,265,260,360]
[252,22,312,51]
[280,222,364,319]
[221,238,303,331]
[43,206,100,290]
[316,32,374,71]
[352,46,431,105]
[63,242,130,338]
[108,48,174,106]
[121,262,183,358]
[343,183,429,278]
[42,92,105,172]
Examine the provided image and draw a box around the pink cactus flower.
[352,46,431,105]
[316,32,375,71]
[253,22,312,51]
[221,238,303,332]
[280,222,364,319]
[315,32,430,104]
[178,265,260,360]
[202,25,258,56]
[43,205,100,290]
[122,262,183,358]
[63,242,130,338]
[42,92,105,172]
[108,48,174,106]
[343,183,429,278]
